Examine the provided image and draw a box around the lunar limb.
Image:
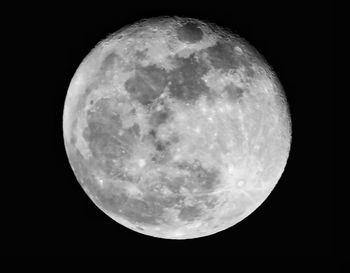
[63,17,291,239]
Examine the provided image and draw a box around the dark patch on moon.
[124,64,168,106]
[149,108,171,127]
[206,41,240,71]
[176,22,203,43]
[99,187,129,213]
[167,53,210,102]
[124,52,212,105]
[155,140,167,152]
[205,41,257,78]
[224,83,245,102]
[120,198,161,225]
[192,166,220,191]
[134,49,148,61]
[163,175,186,194]
[149,137,177,165]
[67,147,130,214]
[178,205,202,221]
[100,52,118,75]
[99,51,133,75]
[82,98,140,177]
[144,106,179,165]
[176,161,220,192]
[198,195,219,209]
[118,191,184,226]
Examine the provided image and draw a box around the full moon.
[63,17,291,239]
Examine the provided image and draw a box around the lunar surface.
[63,17,291,239]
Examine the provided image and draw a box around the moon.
[63,17,291,239]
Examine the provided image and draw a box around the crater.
[176,22,203,43]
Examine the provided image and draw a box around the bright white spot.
[177,113,188,121]
[228,165,235,175]
[201,105,209,113]
[225,104,233,112]
[237,180,245,188]
[96,177,104,187]
[125,184,142,196]
[234,46,243,55]
[155,104,163,111]
[138,159,146,168]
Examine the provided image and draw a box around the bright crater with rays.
[63,17,291,239]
